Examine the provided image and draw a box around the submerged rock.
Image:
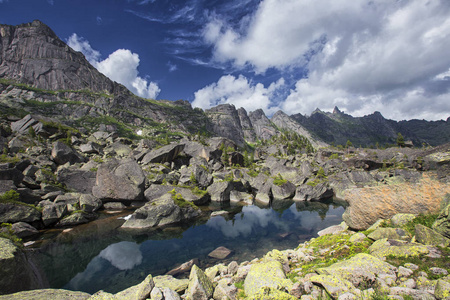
[208,246,233,260]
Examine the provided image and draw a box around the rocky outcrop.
[0,20,115,93]
[248,109,278,141]
[92,158,146,202]
[271,110,328,148]
[342,174,450,230]
[205,104,245,146]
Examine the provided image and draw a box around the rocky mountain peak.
[332,106,342,114]
[0,20,114,93]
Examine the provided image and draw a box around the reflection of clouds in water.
[287,204,344,231]
[206,205,289,238]
[99,241,143,270]
[64,241,143,293]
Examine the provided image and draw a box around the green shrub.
[273,174,287,186]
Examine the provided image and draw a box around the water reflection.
[99,241,143,270]
[206,205,289,238]
[34,201,345,294]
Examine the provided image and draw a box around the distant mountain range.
[1,20,449,147]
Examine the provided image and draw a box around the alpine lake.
[26,199,346,294]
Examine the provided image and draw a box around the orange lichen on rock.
[342,173,450,230]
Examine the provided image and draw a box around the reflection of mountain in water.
[32,201,345,294]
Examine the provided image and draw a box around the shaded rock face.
[92,158,146,202]
[237,107,257,143]
[51,141,85,165]
[205,104,245,147]
[342,175,450,230]
[248,109,277,140]
[142,143,185,164]
[0,237,42,295]
[433,195,450,238]
[271,110,327,148]
[56,168,96,194]
[0,20,114,93]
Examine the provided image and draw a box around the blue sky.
[1,0,450,121]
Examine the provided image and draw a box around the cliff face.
[0,20,114,93]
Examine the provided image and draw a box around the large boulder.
[56,167,96,194]
[115,274,154,300]
[433,196,450,238]
[415,224,450,247]
[141,143,185,164]
[185,265,214,300]
[153,275,189,293]
[271,180,296,200]
[179,165,213,189]
[293,182,333,202]
[92,158,146,202]
[41,202,68,226]
[207,181,234,203]
[0,238,42,295]
[121,193,200,229]
[316,253,397,288]
[144,185,208,206]
[244,260,293,297]
[51,141,85,165]
[0,203,41,224]
[342,175,450,230]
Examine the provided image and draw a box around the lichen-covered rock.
[316,253,396,288]
[247,287,297,300]
[121,193,200,229]
[213,280,238,300]
[389,287,435,300]
[342,175,450,230]
[318,225,346,236]
[79,194,102,213]
[367,228,409,241]
[0,238,42,295]
[153,275,189,293]
[0,289,90,300]
[390,213,416,227]
[185,265,214,300]
[0,203,41,224]
[115,274,154,300]
[244,260,293,297]
[310,274,357,299]
[162,288,181,300]
[92,158,146,202]
[434,279,450,300]
[368,239,429,259]
[415,224,450,247]
[433,199,450,239]
[41,202,68,226]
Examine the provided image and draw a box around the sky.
[1,0,450,121]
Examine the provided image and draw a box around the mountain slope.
[291,107,450,147]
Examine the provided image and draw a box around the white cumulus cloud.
[67,34,160,99]
[202,0,450,120]
[192,74,284,114]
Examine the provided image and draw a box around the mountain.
[291,107,450,147]
[0,20,448,148]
